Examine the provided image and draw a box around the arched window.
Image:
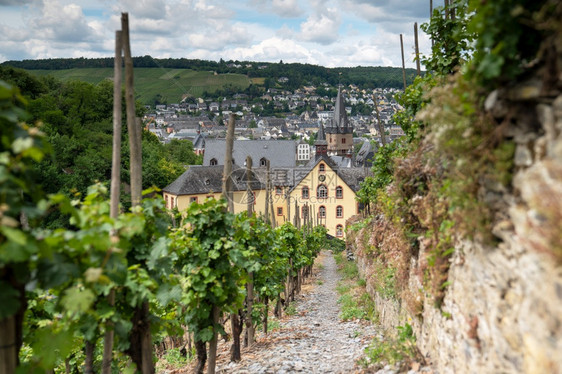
[336,186,343,199]
[317,184,327,198]
[319,163,325,172]
[165,195,169,208]
[302,186,309,199]
[336,205,343,218]
[336,224,343,237]
[260,157,267,167]
[318,206,326,218]
[302,205,308,219]
[210,158,218,166]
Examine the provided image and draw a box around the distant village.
[160,85,405,238]
[144,83,405,161]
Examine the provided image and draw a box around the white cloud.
[29,0,99,42]
[189,37,320,65]
[115,0,168,20]
[0,0,433,67]
[0,0,36,4]
[271,0,303,17]
[250,0,304,18]
[188,22,252,50]
[299,7,340,45]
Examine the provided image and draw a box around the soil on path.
[214,250,378,374]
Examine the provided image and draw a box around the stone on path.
[215,250,377,374]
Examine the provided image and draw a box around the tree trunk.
[103,28,123,374]
[0,316,17,374]
[102,289,116,374]
[195,340,207,374]
[122,13,141,207]
[274,297,282,318]
[207,306,220,374]
[0,266,27,374]
[128,301,154,374]
[222,114,235,210]
[246,272,255,346]
[122,14,152,374]
[373,93,386,146]
[263,296,269,335]
[264,160,270,225]
[85,340,95,374]
[229,313,242,362]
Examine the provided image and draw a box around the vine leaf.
[61,287,95,313]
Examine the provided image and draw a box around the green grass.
[360,324,420,370]
[256,317,281,332]
[157,347,192,370]
[285,301,297,316]
[334,252,377,322]
[28,68,251,104]
[338,294,367,320]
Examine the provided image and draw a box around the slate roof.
[192,133,205,149]
[203,140,297,168]
[315,123,327,146]
[326,87,352,135]
[355,140,377,167]
[163,165,265,195]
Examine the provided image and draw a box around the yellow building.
[162,89,370,237]
[162,155,369,238]
[286,155,363,238]
[162,165,287,226]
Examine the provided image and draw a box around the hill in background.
[2,56,420,105]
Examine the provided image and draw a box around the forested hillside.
[0,66,201,227]
[1,56,419,94]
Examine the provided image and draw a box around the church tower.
[325,87,353,157]
[314,123,328,156]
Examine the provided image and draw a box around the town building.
[325,87,353,157]
[162,98,371,238]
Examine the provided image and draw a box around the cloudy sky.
[0,0,439,68]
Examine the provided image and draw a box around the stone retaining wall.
[348,43,562,374]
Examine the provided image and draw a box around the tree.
[0,80,48,374]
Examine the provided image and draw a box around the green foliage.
[158,347,190,369]
[235,213,287,306]
[284,302,297,316]
[362,324,418,369]
[421,0,475,75]
[338,294,367,321]
[164,139,203,165]
[0,69,196,226]
[324,237,346,252]
[0,80,47,320]
[466,0,547,87]
[171,198,244,342]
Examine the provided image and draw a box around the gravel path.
[215,250,378,374]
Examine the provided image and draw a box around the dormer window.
[210,158,218,166]
[260,157,268,167]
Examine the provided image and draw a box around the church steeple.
[334,86,350,133]
[315,123,327,156]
